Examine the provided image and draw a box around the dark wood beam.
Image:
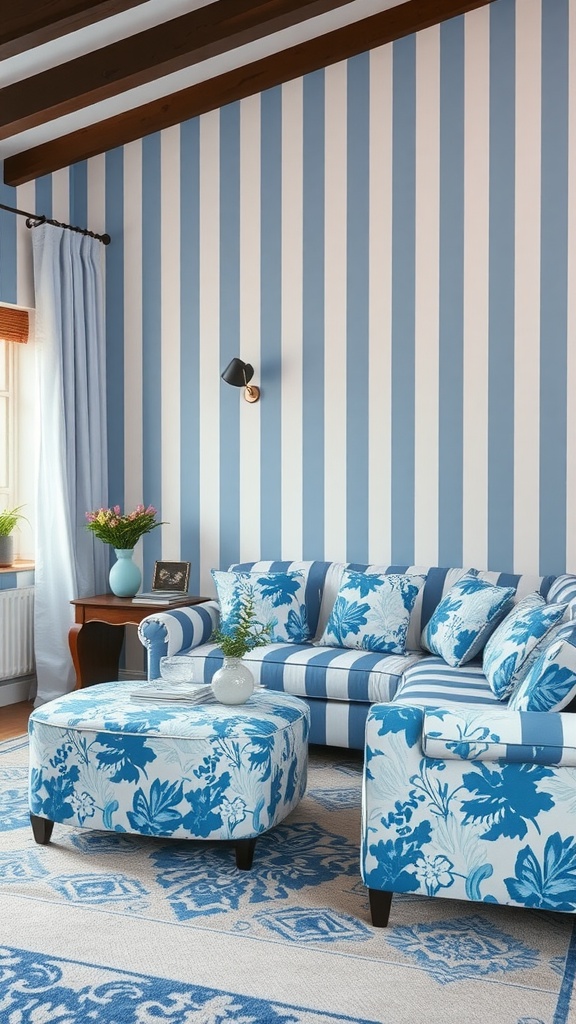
[0,0,151,61]
[4,0,497,187]
[0,0,357,140]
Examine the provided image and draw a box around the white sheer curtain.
[32,224,109,704]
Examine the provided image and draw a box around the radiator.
[0,587,35,681]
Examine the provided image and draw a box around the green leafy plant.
[85,504,164,549]
[0,505,27,537]
[211,592,272,658]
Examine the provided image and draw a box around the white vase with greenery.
[210,594,271,705]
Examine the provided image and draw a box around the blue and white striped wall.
[1,0,574,595]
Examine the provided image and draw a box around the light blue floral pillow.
[508,624,576,712]
[212,569,310,644]
[421,574,514,667]
[317,571,426,655]
[482,593,567,700]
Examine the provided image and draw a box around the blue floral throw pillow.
[212,569,310,644]
[421,574,515,667]
[317,571,426,655]
[508,624,576,712]
[482,594,567,700]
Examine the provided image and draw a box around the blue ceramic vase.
[109,548,142,597]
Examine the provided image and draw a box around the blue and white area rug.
[1,734,575,1023]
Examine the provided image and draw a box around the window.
[0,337,15,511]
[0,305,35,561]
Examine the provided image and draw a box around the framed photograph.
[151,561,191,592]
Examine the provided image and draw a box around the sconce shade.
[221,357,260,402]
[221,358,254,387]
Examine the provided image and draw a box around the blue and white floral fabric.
[317,571,426,655]
[212,569,310,644]
[508,623,576,713]
[28,682,309,842]
[362,702,576,914]
[482,594,567,700]
[421,574,514,667]
[420,704,576,765]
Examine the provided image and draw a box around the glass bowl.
[159,655,195,684]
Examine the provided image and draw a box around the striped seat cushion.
[185,642,423,704]
[394,656,502,707]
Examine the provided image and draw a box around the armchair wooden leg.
[235,837,256,870]
[368,888,393,927]
[30,814,54,845]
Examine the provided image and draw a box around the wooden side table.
[69,594,209,688]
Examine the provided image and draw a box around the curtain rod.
[0,202,111,245]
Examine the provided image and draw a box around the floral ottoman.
[28,681,309,869]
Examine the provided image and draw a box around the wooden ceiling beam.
[0,0,356,140]
[4,0,497,187]
[0,0,151,61]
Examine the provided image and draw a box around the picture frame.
[151,561,191,593]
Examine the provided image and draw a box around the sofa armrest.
[421,704,576,767]
[137,601,220,680]
[361,702,576,912]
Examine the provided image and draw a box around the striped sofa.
[138,561,576,750]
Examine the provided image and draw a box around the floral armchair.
[361,702,576,926]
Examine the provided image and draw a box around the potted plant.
[85,503,164,597]
[0,505,28,567]
[210,593,272,704]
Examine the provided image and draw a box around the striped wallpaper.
[0,0,574,598]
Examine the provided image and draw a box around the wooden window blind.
[0,306,29,344]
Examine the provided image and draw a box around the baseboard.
[118,669,147,681]
[0,675,35,707]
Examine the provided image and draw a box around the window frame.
[0,337,16,512]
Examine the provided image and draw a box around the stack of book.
[130,682,216,705]
[132,591,190,606]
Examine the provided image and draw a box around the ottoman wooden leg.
[30,814,54,845]
[235,837,257,870]
[369,889,393,927]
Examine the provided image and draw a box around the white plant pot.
[211,657,254,705]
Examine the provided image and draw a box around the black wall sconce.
[221,357,260,403]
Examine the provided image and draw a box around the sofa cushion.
[229,560,332,638]
[508,624,576,712]
[183,641,423,704]
[316,570,426,655]
[421,705,576,766]
[482,594,567,700]
[421,574,515,667]
[212,569,311,644]
[394,656,502,707]
[546,574,576,614]
[315,564,551,654]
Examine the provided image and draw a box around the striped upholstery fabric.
[138,564,576,750]
[546,574,576,616]
[137,602,220,680]
[421,705,576,766]
[393,656,502,707]
[179,641,422,704]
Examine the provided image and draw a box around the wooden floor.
[0,700,34,740]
